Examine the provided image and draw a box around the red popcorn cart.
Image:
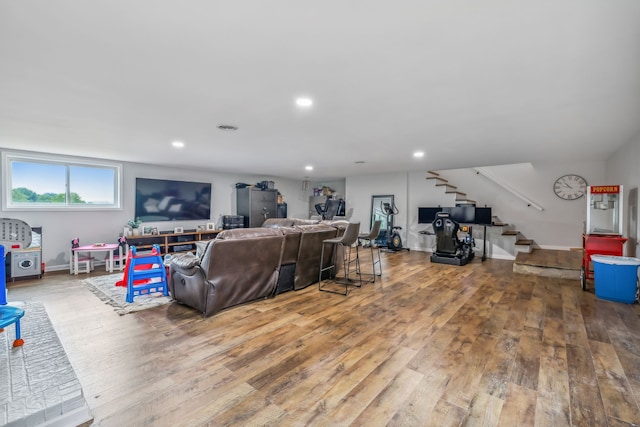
[581,185,626,290]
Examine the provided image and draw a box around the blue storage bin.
[591,255,640,304]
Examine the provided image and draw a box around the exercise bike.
[381,201,409,252]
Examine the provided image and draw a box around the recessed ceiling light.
[172,141,185,148]
[413,151,425,158]
[305,165,313,171]
[218,124,238,131]
[296,97,313,107]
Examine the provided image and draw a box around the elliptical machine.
[381,201,409,252]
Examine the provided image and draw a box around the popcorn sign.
[590,185,620,194]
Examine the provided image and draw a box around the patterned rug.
[82,273,173,315]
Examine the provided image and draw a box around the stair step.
[436,183,456,188]
[515,249,582,269]
[131,268,166,280]
[502,230,519,236]
[515,245,533,254]
[427,170,440,176]
[513,249,581,279]
[456,200,476,205]
[515,239,533,246]
[446,191,465,196]
[493,222,508,226]
[426,176,448,183]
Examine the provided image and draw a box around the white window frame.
[2,152,123,211]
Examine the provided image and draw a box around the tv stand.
[125,229,221,255]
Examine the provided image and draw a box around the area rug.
[82,273,173,315]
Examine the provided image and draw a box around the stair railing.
[473,167,544,211]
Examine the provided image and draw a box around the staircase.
[492,220,534,254]
[427,172,476,205]
[425,171,582,279]
[426,171,535,256]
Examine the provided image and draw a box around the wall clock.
[553,174,588,200]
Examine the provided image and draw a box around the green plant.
[127,217,142,229]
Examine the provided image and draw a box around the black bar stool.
[318,222,362,295]
[358,220,382,282]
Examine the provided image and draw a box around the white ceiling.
[1,1,640,181]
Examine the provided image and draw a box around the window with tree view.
[4,154,121,209]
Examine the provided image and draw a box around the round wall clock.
[553,174,588,200]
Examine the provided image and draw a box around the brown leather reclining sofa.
[262,218,342,293]
[169,227,285,317]
[169,219,346,317]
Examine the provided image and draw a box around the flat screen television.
[443,206,476,224]
[135,178,211,222]
[419,206,493,225]
[418,207,443,224]
[474,207,493,225]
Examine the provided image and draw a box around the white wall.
[344,160,608,258]
[605,136,640,256]
[407,171,458,252]
[5,143,631,270]
[346,172,410,242]
[309,180,346,200]
[1,151,307,271]
[437,161,606,249]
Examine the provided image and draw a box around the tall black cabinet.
[236,188,278,228]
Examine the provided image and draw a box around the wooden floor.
[8,251,640,426]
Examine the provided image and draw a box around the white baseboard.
[46,260,108,273]
[489,253,516,260]
[536,244,575,251]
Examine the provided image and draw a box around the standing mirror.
[371,195,394,245]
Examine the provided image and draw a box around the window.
[3,152,122,210]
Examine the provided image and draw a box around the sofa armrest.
[170,252,201,272]
[169,252,209,314]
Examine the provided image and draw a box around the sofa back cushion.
[322,219,350,230]
[278,227,302,265]
[216,227,283,240]
[262,218,295,228]
[292,218,321,226]
[293,224,338,290]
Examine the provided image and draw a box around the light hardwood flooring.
[7,250,640,426]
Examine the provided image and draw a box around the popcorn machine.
[581,185,627,290]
